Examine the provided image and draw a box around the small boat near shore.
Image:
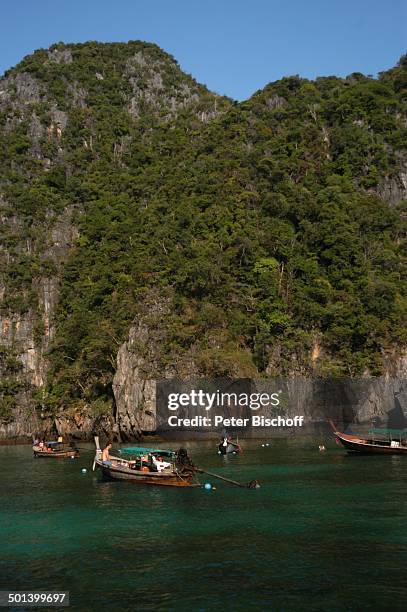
[330,421,407,455]
[33,440,79,458]
[93,437,200,487]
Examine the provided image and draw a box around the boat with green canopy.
[119,446,175,458]
[330,421,407,455]
[92,438,199,486]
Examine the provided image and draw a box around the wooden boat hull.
[96,460,198,487]
[335,431,407,455]
[33,446,79,458]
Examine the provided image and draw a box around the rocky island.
[0,42,406,441]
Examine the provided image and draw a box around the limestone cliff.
[0,44,406,440]
[112,319,407,438]
[0,41,227,440]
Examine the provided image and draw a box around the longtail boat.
[92,437,200,487]
[33,440,79,458]
[329,421,407,455]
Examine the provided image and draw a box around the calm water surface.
[0,439,406,611]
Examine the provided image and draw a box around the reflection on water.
[0,439,406,610]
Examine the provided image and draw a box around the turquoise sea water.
[0,439,406,611]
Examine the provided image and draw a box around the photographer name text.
[167,415,305,427]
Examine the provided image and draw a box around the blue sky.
[1,0,405,100]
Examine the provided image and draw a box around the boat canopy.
[369,428,407,436]
[119,447,175,458]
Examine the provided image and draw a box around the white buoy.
[204,482,212,491]
[81,468,87,473]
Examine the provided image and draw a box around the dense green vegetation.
[0,42,406,416]
[0,345,27,421]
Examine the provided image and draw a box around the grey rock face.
[112,294,173,439]
[54,409,114,441]
[66,81,88,108]
[124,49,221,121]
[50,106,68,130]
[0,206,79,439]
[0,401,39,441]
[266,95,286,110]
[0,73,43,107]
[376,164,407,206]
[113,324,157,439]
[28,113,45,143]
[48,48,73,65]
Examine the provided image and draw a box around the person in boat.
[102,442,113,465]
[135,454,155,472]
[38,440,45,451]
[176,448,194,469]
[158,456,171,470]
[219,436,233,454]
[152,455,171,472]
